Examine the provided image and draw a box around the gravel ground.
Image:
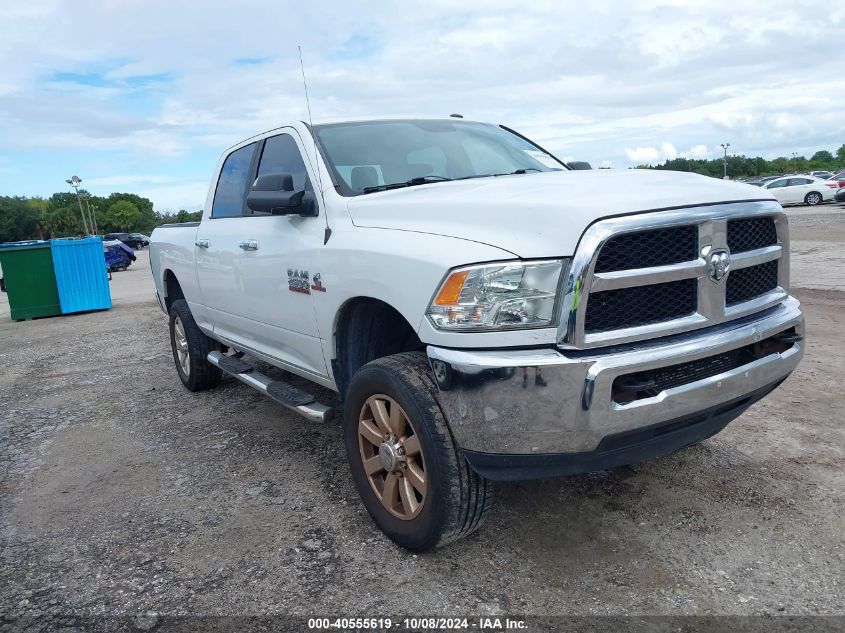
[1,204,843,626]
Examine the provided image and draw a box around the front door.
[195,132,328,379]
[233,130,328,378]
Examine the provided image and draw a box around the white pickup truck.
[150,118,804,551]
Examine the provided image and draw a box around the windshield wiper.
[454,168,544,181]
[362,175,452,194]
[361,170,541,193]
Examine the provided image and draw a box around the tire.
[805,192,822,206]
[344,352,493,551]
[168,299,222,392]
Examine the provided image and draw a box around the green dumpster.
[0,241,62,321]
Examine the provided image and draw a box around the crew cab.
[150,118,804,551]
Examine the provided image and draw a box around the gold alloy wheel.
[358,394,427,520]
[173,315,190,377]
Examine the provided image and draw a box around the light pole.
[791,152,798,174]
[720,143,731,179]
[80,193,98,235]
[65,175,91,235]
[89,202,99,235]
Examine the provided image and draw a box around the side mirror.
[246,173,315,216]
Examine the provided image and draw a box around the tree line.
[0,191,202,244]
[637,144,845,179]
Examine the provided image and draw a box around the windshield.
[313,120,565,196]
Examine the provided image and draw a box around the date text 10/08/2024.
[307,617,528,630]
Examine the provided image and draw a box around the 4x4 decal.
[310,273,326,292]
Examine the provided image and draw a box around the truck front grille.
[585,279,697,333]
[727,217,777,253]
[594,225,697,273]
[558,205,789,349]
[726,260,779,306]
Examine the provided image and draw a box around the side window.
[767,179,787,188]
[787,178,810,186]
[211,143,256,218]
[257,133,311,191]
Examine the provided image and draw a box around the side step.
[207,351,333,422]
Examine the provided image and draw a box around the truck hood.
[346,170,774,258]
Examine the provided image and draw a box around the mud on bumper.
[427,297,804,481]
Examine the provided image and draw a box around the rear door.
[765,178,790,204]
[787,177,813,204]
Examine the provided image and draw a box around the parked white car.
[763,175,836,206]
[150,118,804,551]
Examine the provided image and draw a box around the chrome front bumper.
[427,296,804,456]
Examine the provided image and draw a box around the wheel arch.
[332,296,424,397]
[162,269,185,312]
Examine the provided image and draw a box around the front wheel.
[805,192,822,206]
[344,352,493,551]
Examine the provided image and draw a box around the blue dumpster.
[49,237,112,314]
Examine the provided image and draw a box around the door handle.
[239,239,259,251]
[195,239,209,248]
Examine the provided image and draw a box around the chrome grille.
[726,260,779,306]
[558,202,790,349]
[727,217,777,253]
[594,225,697,272]
[585,279,697,332]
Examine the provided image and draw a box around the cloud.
[233,57,272,66]
[83,175,183,186]
[625,142,679,163]
[682,144,710,159]
[660,142,678,160]
[0,0,843,211]
[625,146,660,163]
[131,181,211,212]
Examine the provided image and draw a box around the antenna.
[298,45,327,220]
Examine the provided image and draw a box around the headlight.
[426,259,567,331]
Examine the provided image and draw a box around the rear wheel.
[344,352,493,551]
[168,299,222,391]
[805,191,822,206]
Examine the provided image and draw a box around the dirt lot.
[1,204,843,625]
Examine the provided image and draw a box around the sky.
[1,0,843,212]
